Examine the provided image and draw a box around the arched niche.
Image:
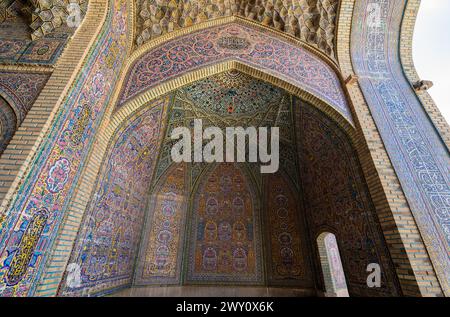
[295,102,402,296]
[0,96,17,155]
[134,163,189,286]
[58,97,169,296]
[185,162,263,285]
[114,21,354,126]
[56,68,402,297]
[133,2,340,58]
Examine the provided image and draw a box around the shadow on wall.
[0,96,17,155]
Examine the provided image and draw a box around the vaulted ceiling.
[135,0,339,57]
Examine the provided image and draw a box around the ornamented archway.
[0,0,87,64]
[0,0,442,297]
[57,70,400,296]
[117,20,352,124]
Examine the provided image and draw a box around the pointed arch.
[58,96,170,296]
[185,163,264,285]
[109,19,354,128]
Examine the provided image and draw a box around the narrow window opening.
[317,232,349,297]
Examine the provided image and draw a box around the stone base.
[109,286,317,297]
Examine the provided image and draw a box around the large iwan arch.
[0,0,447,297]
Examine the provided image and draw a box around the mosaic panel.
[186,163,263,284]
[0,0,128,297]
[60,99,168,296]
[0,39,28,63]
[17,33,69,65]
[323,233,348,293]
[135,164,188,285]
[295,100,400,296]
[117,23,352,122]
[352,0,450,290]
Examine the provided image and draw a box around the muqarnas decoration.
[135,0,339,57]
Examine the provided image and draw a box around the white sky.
[413,0,450,123]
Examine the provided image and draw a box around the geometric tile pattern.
[134,163,188,285]
[0,35,69,65]
[0,1,75,65]
[186,163,264,284]
[323,233,348,293]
